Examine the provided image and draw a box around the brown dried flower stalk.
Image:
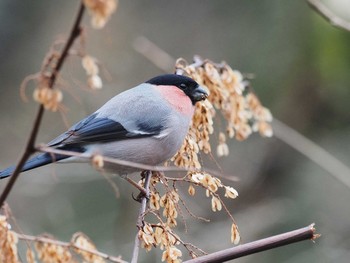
[138,222,182,263]
[35,236,73,263]
[82,55,104,90]
[187,172,240,244]
[72,232,105,262]
[173,57,273,167]
[83,0,118,29]
[0,215,19,263]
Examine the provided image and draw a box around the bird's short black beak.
[192,85,209,102]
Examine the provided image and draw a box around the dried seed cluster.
[217,132,229,157]
[33,78,63,112]
[26,248,36,263]
[231,223,240,245]
[27,4,110,109]
[72,232,105,263]
[159,190,180,227]
[188,172,238,202]
[174,57,273,166]
[92,154,105,169]
[188,172,240,244]
[27,47,64,112]
[0,216,19,263]
[35,239,72,263]
[139,223,182,263]
[138,175,184,262]
[139,169,241,261]
[144,180,180,224]
[82,55,103,90]
[0,214,109,263]
[31,52,104,110]
[83,0,118,29]
[172,135,201,169]
[147,184,180,228]
[162,245,182,263]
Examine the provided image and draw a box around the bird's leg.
[125,176,149,202]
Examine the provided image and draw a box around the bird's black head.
[146,74,208,105]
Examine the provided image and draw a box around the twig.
[130,171,152,263]
[36,145,233,180]
[17,233,128,263]
[0,3,85,207]
[307,0,350,32]
[272,119,350,189]
[38,145,197,173]
[147,212,208,257]
[177,193,210,223]
[125,177,147,196]
[183,224,319,263]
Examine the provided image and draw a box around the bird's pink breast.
[155,85,194,116]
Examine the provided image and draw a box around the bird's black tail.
[0,152,69,179]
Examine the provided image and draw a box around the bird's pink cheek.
[155,85,194,116]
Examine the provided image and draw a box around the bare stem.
[130,171,152,263]
[307,0,350,32]
[0,3,85,207]
[37,145,229,178]
[183,224,319,263]
[17,233,128,263]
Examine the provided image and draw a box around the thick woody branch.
[307,0,350,32]
[0,3,85,207]
[183,224,319,263]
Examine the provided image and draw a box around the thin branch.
[177,193,210,223]
[131,171,152,263]
[183,224,319,263]
[272,119,350,189]
[38,145,196,173]
[0,3,85,207]
[17,233,128,263]
[36,145,233,180]
[49,3,85,86]
[307,0,350,32]
[149,218,208,258]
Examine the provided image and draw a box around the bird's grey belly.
[83,135,184,175]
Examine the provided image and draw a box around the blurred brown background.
[0,1,350,262]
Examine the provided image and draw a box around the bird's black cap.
[146,74,208,104]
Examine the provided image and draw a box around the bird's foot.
[125,177,149,202]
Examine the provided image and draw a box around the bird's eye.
[180,84,187,90]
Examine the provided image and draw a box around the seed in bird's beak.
[193,85,209,101]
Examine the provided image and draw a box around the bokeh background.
[1,0,350,262]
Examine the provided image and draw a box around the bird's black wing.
[48,113,163,147]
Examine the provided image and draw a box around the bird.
[0,74,208,179]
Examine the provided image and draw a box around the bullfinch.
[0,74,208,179]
